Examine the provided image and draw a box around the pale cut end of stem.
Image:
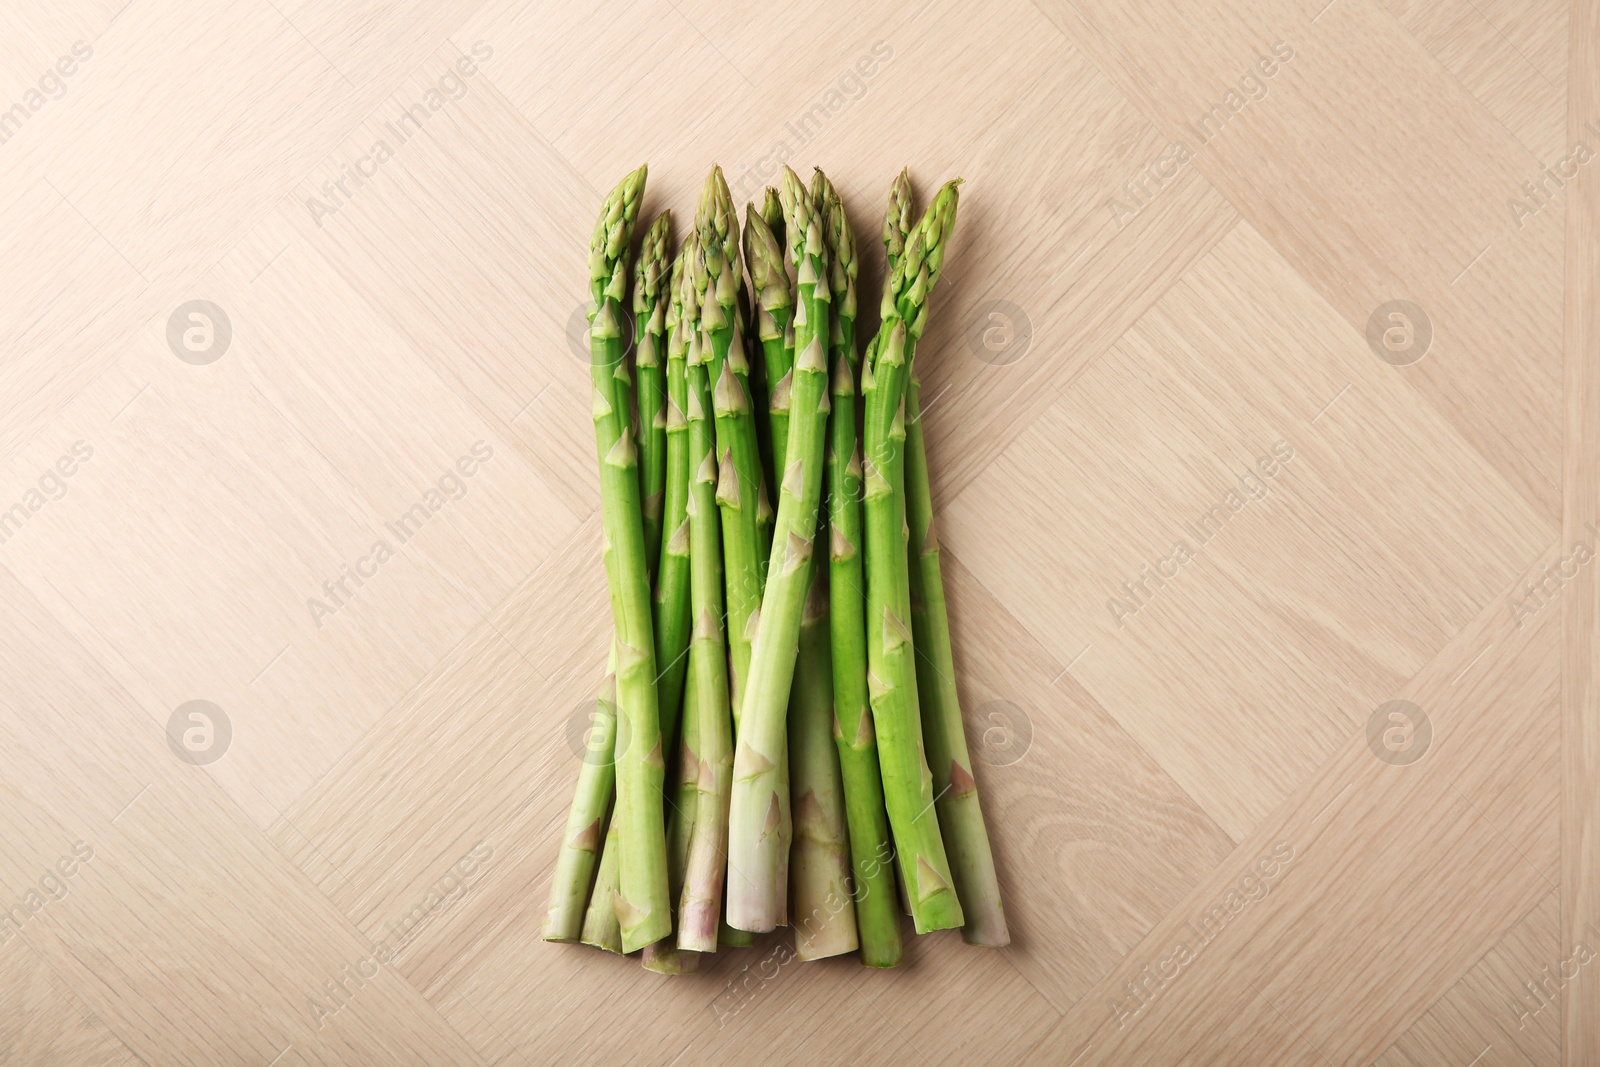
[678,902,721,953]
[641,943,700,975]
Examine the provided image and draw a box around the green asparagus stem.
[788,550,859,960]
[905,373,1008,946]
[652,246,693,758]
[862,179,964,934]
[580,818,623,953]
[542,644,619,943]
[744,202,794,494]
[811,177,903,967]
[643,256,703,975]
[589,165,670,951]
[635,212,671,578]
[644,659,700,974]
[549,202,675,948]
[877,173,918,924]
[726,166,833,932]
[696,168,770,724]
[678,324,736,952]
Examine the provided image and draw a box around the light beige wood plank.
[0,938,134,1067]
[1561,0,1600,1059]
[947,220,1550,838]
[928,551,1235,1010]
[0,0,1573,1060]
[1038,0,1564,519]
[1389,0,1566,161]
[0,568,488,1064]
[0,179,152,460]
[34,0,360,287]
[0,217,580,825]
[1376,890,1560,1067]
[1033,546,1559,1062]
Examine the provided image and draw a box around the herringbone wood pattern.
[0,0,1594,1063]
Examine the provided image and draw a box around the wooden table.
[0,0,1593,1062]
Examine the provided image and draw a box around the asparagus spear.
[644,656,699,973]
[545,209,676,948]
[896,184,1006,945]
[643,249,703,975]
[697,168,770,721]
[588,165,670,951]
[905,372,1008,946]
[879,172,916,923]
[779,170,861,963]
[812,177,904,966]
[652,243,693,765]
[542,644,619,943]
[635,212,671,577]
[580,818,624,952]
[678,308,737,952]
[787,550,859,960]
[744,203,794,494]
[726,166,833,932]
[862,179,965,934]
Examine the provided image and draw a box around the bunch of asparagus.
[542,163,1007,972]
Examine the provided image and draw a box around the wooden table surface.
[1,0,1596,1063]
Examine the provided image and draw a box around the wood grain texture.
[1562,0,1600,1060]
[0,0,1581,1062]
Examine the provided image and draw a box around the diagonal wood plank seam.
[1033,0,1563,523]
[1020,539,1563,1062]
